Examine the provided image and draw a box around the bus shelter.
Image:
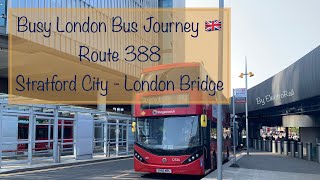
[0,94,133,168]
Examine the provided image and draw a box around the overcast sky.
[186,0,320,90]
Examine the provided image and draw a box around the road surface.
[0,158,203,180]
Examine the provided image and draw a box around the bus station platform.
[203,150,320,180]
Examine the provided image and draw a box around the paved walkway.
[204,150,320,180]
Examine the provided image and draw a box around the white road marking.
[112,172,140,180]
[112,173,130,178]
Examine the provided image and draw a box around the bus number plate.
[156,169,172,173]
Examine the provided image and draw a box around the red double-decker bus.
[17,116,73,152]
[132,63,231,176]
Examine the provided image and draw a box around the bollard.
[262,140,266,151]
[317,143,320,163]
[272,140,277,153]
[297,142,303,159]
[306,143,312,161]
[283,141,288,156]
[258,140,262,150]
[265,140,268,151]
[277,141,282,154]
[252,139,255,149]
[254,139,257,149]
[290,141,295,157]
[268,140,272,152]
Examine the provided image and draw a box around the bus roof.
[142,62,201,73]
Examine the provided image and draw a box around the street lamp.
[239,57,254,155]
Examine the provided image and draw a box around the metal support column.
[126,119,129,155]
[231,89,238,167]
[116,119,119,156]
[48,119,51,149]
[57,142,61,163]
[28,107,34,165]
[253,139,257,149]
[297,142,303,159]
[0,104,3,168]
[217,105,223,179]
[283,141,288,156]
[53,107,59,163]
[61,120,64,152]
[245,58,249,156]
[103,116,108,157]
[217,0,225,179]
[317,143,320,163]
[73,112,78,158]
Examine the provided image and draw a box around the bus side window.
[50,127,62,139]
[18,125,28,139]
[36,127,49,139]
[64,127,72,139]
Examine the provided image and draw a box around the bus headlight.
[182,149,203,164]
[134,151,146,163]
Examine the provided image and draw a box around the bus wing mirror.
[132,122,136,133]
[201,115,207,127]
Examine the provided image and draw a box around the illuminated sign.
[152,110,176,115]
[141,93,190,105]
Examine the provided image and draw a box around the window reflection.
[0,0,6,26]
[137,116,200,150]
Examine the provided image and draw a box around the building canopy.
[234,45,320,113]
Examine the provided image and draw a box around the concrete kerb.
[0,155,133,175]
[202,152,245,180]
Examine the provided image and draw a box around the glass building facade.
[4,0,158,34]
[159,0,185,8]
[1,0,184,77]
[0,0,183,96]
[0,0,6,26]
[3,1,158,34]
[0,0,7,34]
[7,0,159,78]
[10,0,158,8]
[159,0,172,8]
[158,0,185,64]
